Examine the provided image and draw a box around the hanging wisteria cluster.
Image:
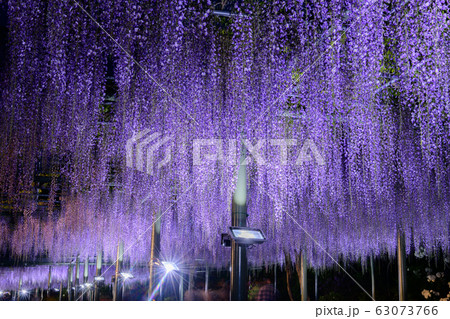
[0,0,449,269]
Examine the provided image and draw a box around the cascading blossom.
[0,0,448,271]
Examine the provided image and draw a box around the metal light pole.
[148,210,161,300]
[230,145,248,301]
[397,230,407,301]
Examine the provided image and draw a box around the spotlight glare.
[20,289,29,295]
[94,276,105,282]
[162,261,179,273]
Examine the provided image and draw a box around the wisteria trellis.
[0,0,449,269]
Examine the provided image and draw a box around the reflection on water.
[0,264,151,301]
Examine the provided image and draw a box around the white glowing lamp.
[120,272,134,280]
[161,261,179,273]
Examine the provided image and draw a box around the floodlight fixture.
[161,261,179,273]
[228,227,266,245]
[120,272,134,280]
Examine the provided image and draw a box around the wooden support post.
[74,256,80,300]
[315,270,318,301]
[94,250,102,301]
[113,240,124,301]
[188,268,194,291]
[300,252,307,301]
[67,265,73,301]
[83,256,89,300]
[273,264,277,295]
[148,210,161,300]
[47,266,52,299]
[295,251,308,301]
[179,273,184,301]
[370,254,375,300]
[285,252,294,301]
[205,264,209,298]
[16,278,22,301]
[397,230,407,301]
